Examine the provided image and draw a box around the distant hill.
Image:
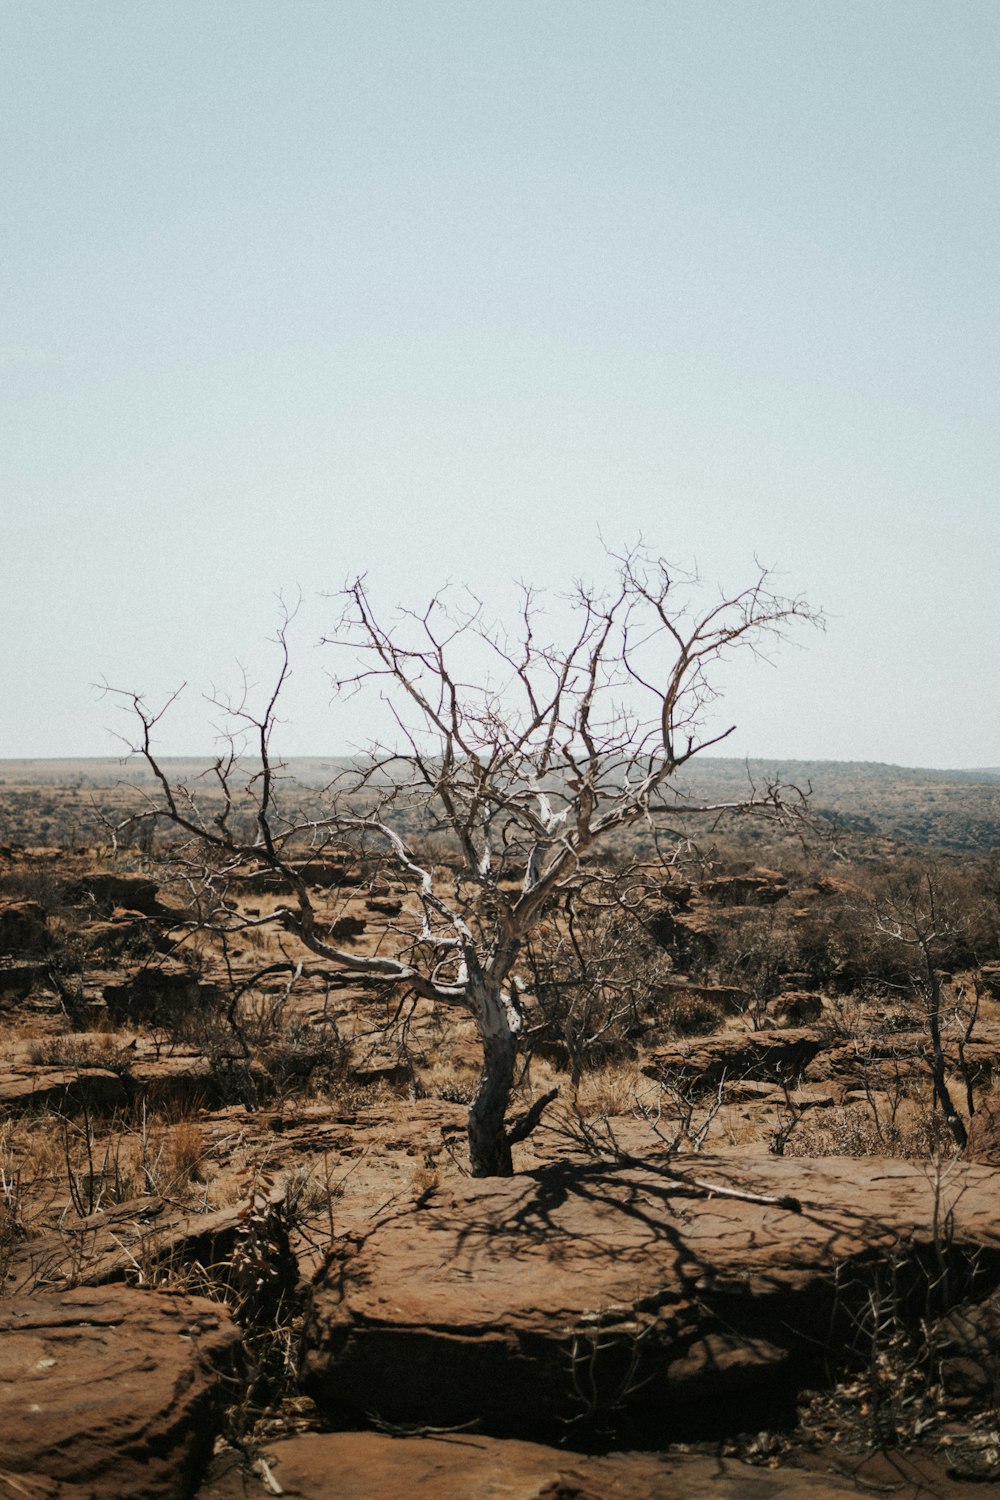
[667,759,1000,851]
[0,757,357,788]
[1,755,999,852]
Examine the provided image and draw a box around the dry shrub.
[27,1033,135,1071]
[786,1103,959,1159]
[663,991,728,1036]
[0,1116,65,1190]
[59,1109,148,1215]
[0,1152,25,1285]
[522,897,674,1081]
[259,1019,353,1101]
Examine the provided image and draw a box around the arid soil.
[2,795,1000,1497]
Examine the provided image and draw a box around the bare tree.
[872,866,980,1151]
[111,548,818,1176]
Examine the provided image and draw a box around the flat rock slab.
[198,1432,974,1500]
[0,1285,240,1499]
[305,1154,1000,1439]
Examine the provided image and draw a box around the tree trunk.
[926,969,968,1150]
[467,985,519,1177]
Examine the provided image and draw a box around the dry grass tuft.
[417,1057,481,1105]
[163,1118,208,1187]
[572,1061,652,1118]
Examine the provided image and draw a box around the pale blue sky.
[3,1,998,766]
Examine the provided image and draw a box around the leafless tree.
[872,866,980,1151]
[110,547,818,1176]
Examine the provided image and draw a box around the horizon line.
[1,753,998,778]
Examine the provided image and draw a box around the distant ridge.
[1,754,998,784]
[1,755,999,851]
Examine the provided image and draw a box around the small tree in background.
[113,547,818,1176]
[872,864,984,1150]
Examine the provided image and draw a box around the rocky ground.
[2,841,999,1497]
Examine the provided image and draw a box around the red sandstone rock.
[0,1285,240,1498]
[196,1431,973,1500]
[0,899,50,952]
[304,1155,1000,1439]
[62,872,167,916]
[103,962,224,1028]
[699,870,789,906]
[642,1028,826,1089]
[769,990,824,1026]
